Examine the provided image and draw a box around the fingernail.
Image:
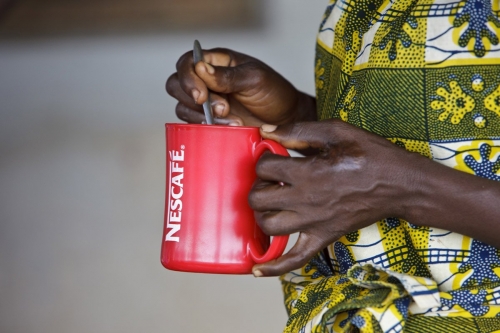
[261,124,277,132]
[214,104,225,116]
[253,269,263,277]
[192,89,200,104]
[214,118,240,126]
[204,62,215,75]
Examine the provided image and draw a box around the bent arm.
[250,121,500,276]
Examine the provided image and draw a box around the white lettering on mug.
[165,145,185,242]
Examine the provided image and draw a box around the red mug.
[161,123,290,274]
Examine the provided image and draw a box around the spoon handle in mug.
[193,40,214,125]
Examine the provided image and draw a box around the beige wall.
[0,1,327,332]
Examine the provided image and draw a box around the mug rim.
[165,123,260,131]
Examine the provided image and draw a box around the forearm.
[294,92,317,123]
[404,153,500,248]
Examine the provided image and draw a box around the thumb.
[195,61,267,95]
[260,122,333,151]
[252,233,324,277]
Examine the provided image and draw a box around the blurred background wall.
[0,1,327,332]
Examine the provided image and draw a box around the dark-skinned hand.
[248,120,421,277]
[250,120,500,277]
[166,47,316,127]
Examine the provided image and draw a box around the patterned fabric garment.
[281,0,500,332]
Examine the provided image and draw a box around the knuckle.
[269,266,287,277]
[259,221,274,236]
[243,62,267,86]
[165,73,179,96]
[327,118,347,133]
[175,103,188,119]
[291,251,309,268]
[255,158,267,177]
[208,48,239,63]
[175,51,192,70]
[255,153,273,176]
[219,68,236,92]
[247,190,262,210]
[281,123,300,143]
[175,103,199,122]
[209,47,231,55]
[255,212,277,235]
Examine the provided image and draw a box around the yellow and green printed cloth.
[281,0,500,332]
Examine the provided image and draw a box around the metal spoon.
[193,40,214,125]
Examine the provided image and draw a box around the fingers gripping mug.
[161,124,289,274]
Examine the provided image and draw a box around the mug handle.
[249,139,290,264]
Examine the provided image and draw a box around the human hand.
[249,120,421,276]
[166,47,314,127]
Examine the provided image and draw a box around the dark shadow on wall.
[0,0,264,39]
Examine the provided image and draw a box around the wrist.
[389,150,432,223]
[390,149,500,248]
[401,153,493,231]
